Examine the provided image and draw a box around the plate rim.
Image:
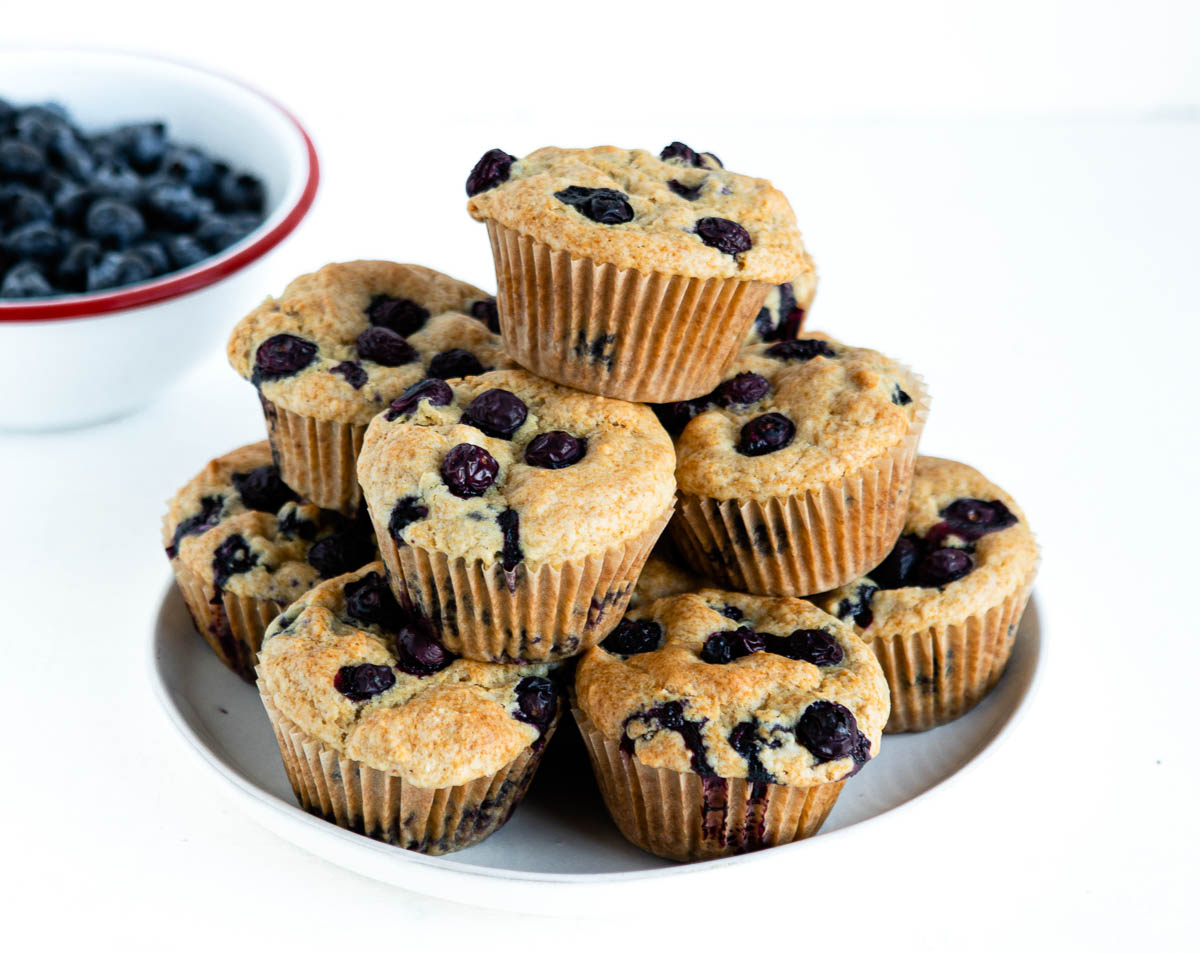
[147,575,1044,886]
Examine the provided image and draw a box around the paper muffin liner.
[259,394,366,515]
[670,375,929,597]
[259,683,554,854]
[371,505,673,663]
[485,221,771,403]
[572,705,843,862]
[171,558,283,682]
[870,567,1037,733]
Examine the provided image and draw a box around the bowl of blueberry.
[0,50,318,430]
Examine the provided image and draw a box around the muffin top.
[575,588,889,786]
[227,261,510,426]
[357,369,676,568]
[162,442,375,601]
[465,144,809,283]
[742,268,818,346]
[820,457,1038,636]
[629,546,707,609]
[671,333,925,499]
[259,563,560,787]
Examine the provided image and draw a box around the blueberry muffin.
[356,368,676,663]
[574,588,889,861]
[668,333,928,596]
[465,143,813,402]
[163,442,375,680]
[257,563,560,853]
[819,457,1038,732]
[742,270,818,346]
[227,261,509,513]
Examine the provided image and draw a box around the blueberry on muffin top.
[258,562,560,787]
[465,145,810,283]
[671,333,926,499]
[227,261,510,426]
[357,369,676,569]
[820,457,1038,635]
[162,442,376,601]
[575,588,889,786]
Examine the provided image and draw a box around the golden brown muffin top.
[258,563,560,788]
[819,457,1039,636]
[466,145,810,283]
[672,333,926,500]
[575,588,889,786]
[162,442,374,601]
[227,261,510,426]
[357,369,676,568]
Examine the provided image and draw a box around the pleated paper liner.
[572,706,843,862]
[171,558,283,682]
[486,220,771,403]
[259,685,555,855]
[371,504,673,664]
[259,394,365,515]
[872,568,1037,733]
[670,375,929,597]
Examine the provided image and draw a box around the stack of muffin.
[162,143,1039,862]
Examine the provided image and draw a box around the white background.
[2,2,1198,950]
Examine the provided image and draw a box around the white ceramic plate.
[149,579,1042,914]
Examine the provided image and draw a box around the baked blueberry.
[356,326,417,366]
[660,141,701,165]
[914,548,973,586]
[554,186,635,225]
[717,605,744,620]
[385,378,453,420]
[695,217,751,255]
[440,443,499,498]
[307,529,375,578]
[891,384,912,406]
[469,297,501,334]
[343,571,406,629]
[524,431,587,469]
[394,621,456,676]
[466,148,517,197]
[333,663,396,701]
[253,333,318,381]
[667,179,703,201]
[835,582,879,628]
[795,699,860,762]
[366,295,430,336]
[700,626,765,664]
[765,338,835,362]
[427,348,485,380]
[939,498,1018,539]
[497,508,522,570]
[601,618,663,656]
[766,628,844,666]
[736,413,795,456]
[514,676,558,734]
[329,360,368,389]
[871,536,921,589]
[211,534,257,588]
[460,388,527,439]
[653,396,711,435]
[712,372,769,407]
[167,495,224,557]
[388,496,429,541]
[231,464,298,513]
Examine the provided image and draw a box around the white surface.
[2,9,1198,951]
[152,578,1041,913]
[0,51,311,429]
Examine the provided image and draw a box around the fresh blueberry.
[765,338,835,362]
[142,182,212,231]
[46,126,93,180]
[308,529,375,578]
[914,548,973,586]
[795,700,860,762]
[460,388,527,439]
[3,186,52,227]
[524,431,587,469]
[736,412,795,456]
[701,627,765,664]
[194,212,258,252]
[253,333,318,382]
[497,508,522,570]
[5,220,63,261]
[88,160,142,202]
[695,217,751,255]
[601,618,663,655]
[131,241,170,276]
[384,378,453,420]
[0,262,53,298]
[554,186,634,225]
[162,146,217,191]
[427,348,485,379]
[356,326,417,366]
[388,496,429,542]
[712,372,769,407]
[164,234,208,269]
[56,240,101,291]
[469,297,501,333]
[87,250,153,291]
[214,172,265,213]
[231,464,298,513]
[466,148,516,196]
[51,180,92,229]
[334,663,396,701]
[394,622,456,677]
[107,122,167,172]
[766,629,844,666]
[211,534,257,588]
[440,444,498,498]
[667,179,703,201]
[366,295,429,336]
[86,199,145,249]
[343,571,406,629]
[329,361,368,389]
[0,138,45,181]
[514,676,558,734]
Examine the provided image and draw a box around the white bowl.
[0,50,318,430]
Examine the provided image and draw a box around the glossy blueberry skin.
[385,378,453,420]
[253,334,318,382]
[513,676,559,735]
[460,388,528,439]
[700,627,765,664]
[524,431,587,469]
[356,326,417,366]
[695,217,751,255]
[601,618,663,656]
[914,547,973,586]
[466,148,517,196]
[765,629,844,666]
[393,622,456,676]
[554,186,635,225]
[938,498,1017,539]
[795,700,860,762]
[334,663,396,701]
[85,199,145,249]
[736,412,795,456]
[712,372,769,407]
[440,443,500,498]
[343,572,406,630]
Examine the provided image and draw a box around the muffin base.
[172,558,283,682]
[670,374,929,596]
[487,221,771,403]
[260,685,554,854]
[573,706,843,862]
[372,505,673,664]
[871,568,1036,733]
[260,394,365,515]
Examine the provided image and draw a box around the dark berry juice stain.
[333,663,396,701]
[600,618,662,655]
[765,338,835,362]
[835,581,879,628]
[366,295,429,336]
[461,388,527,439]
[700,775,730,847]
[211,534,257,588]
[252,334,317,384]
[231,464,297,514]
[385,378,453,420]
[497,508,522,571]
[388,496,429,542]
[554,186,634,224]
[728,720,777,783]
[330,360,368,389]
[620,701,714,775]
[572,331,616,369]
[166,494,224,557]
[466,148,516,197]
